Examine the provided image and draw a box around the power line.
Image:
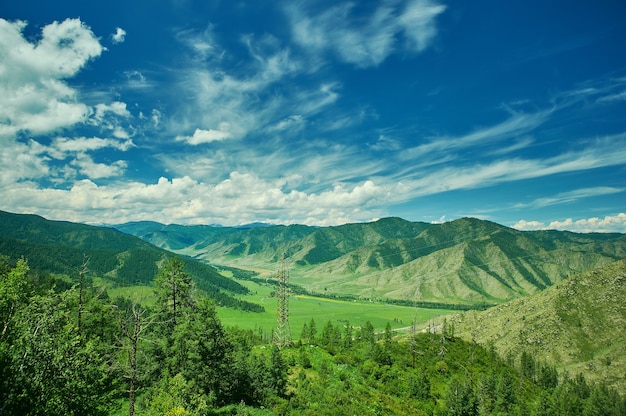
[273,253,292,348]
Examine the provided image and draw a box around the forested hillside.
[117,217,626,305]
[2,256,624,415]
[451,258,626,394]
[0,210,260,311]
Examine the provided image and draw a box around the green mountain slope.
[0,210,259,310]
[117,216,626,306]
[450,259,626,393]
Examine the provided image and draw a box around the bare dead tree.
[117,302,160,416]
[77,254,89,334]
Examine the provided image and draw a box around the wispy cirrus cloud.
[396,132,626,199]
[284,0,446,68]
[399,109,551,162]
[168,29,301,141]
[514,187,625,209]
[50,136,134,156]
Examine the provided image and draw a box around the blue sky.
[1,0,626,231]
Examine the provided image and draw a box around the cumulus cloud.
[285,0,446,67]
[0,18,103,138]
[72,153,127,179]
[0,134,133,186]
[94,102,131,120]
[0,172,390,226]
[112,27,126,44]
[513,214,626,233]
[0,140,51,185]
[175,126,232,145]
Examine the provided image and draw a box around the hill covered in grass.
[450,258,626,393]
[0,210,260,311]
[116,217,626,306]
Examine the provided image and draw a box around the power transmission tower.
[273,254,292,348]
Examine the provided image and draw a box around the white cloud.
[285,0,446,67]
[511,220,546,231]
[51,136,135,155]
[72,153,127,179]
[513,213,626,233]
[295,82,341,116]
[112,27,126,44]
[0,134,134,186]
[170,30,299,141]
[597,90,626,103]
[0,140,51,185]
[175,126,232,145]
[123,70,152,89]
[268,115,306,133]
[399,137,626,199]
[0,18,103,138]
[399,0,448,52]
[400,109,551,161]
[0,172,390,226]
[94,102,131,119]
[515,187,625,209]
[168,23,361,146]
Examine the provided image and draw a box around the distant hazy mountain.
[116,217,626,305]
[0,210,259,310]
[451,259,626,393]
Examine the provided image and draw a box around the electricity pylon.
[273,254,292,348]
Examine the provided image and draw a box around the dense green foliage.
[1,255,624,415]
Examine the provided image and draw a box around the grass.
[93,272,455,341]
[216,277,454,339]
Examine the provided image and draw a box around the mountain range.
[115,217,626,306]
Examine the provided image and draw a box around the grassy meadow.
[94,269,455,340]
[215,275,454,339]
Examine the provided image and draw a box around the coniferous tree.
[301,322,309,343]
[520,350,536,381]
[384,321,393,347]
[445,375,477,416]
[154,257,194,329]
[494,369,517,414]
[167,298,235,405]
[343,321,353,350]
[307,318,317,344]
[360,321,376,345]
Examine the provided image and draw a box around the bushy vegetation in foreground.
[1,255,624,415]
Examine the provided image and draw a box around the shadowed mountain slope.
[0,210,259,310]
